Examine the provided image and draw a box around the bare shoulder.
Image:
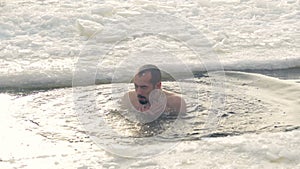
[164,91,186,113]
[122,91,135,105]
[122,91,135,99]
[166,93,183,104]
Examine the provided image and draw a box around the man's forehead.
[134,71,152,82]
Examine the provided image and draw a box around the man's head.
[133,64,162,105]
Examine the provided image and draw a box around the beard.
[137,94,148,105]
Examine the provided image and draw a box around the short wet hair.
[137,64,161,85]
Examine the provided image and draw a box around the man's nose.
[136,87,143,95]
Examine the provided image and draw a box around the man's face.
[133,71,160,105]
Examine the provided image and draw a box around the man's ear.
[155,82,162,89]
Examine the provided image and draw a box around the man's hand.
[137,104,150,112]
[137,89,166,123]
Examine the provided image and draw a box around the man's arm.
[121,92,133,109]
[168,95,187,114]
[179,98,187,114]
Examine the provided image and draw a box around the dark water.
[3,70,299,158]
[243,67,300,80]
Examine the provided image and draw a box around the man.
[122,64,186,122]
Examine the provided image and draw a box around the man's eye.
[141,86,147,89]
